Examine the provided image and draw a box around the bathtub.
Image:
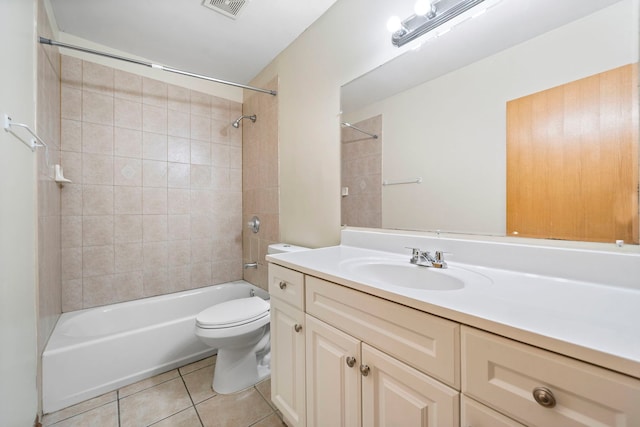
[42,281,269,413]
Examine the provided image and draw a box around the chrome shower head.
[232,114,257,128]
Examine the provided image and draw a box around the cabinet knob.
[532,386,556,408]
[279,281,287,290]
[360,364,370,376]
[346,356,356,368]
[294,324,302,333]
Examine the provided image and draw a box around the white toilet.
[195,243,308,394]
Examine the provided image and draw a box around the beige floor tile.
[249,413,287,427]
[47,402,118,427]
[179,355,216,376]
[151,407,203,427]
[119,378,193,427]
[196,387,274,427]
[42,391,117,426]
[183,365,216,403]
[118,369,180,398]
[254,378,274,409]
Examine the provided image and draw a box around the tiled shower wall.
[59,56,244,311]
[36,0,62,354]
[242,77,279,290]
[341,115,382,228]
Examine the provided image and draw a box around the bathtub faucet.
[407,248,447,269]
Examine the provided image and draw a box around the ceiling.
[49,0,339,85]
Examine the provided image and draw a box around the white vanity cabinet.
[269,264,306,427]
[305,275,460,426]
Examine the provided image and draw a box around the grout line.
[179,371,205,427]
[116,390,121,427]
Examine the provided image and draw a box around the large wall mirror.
[340,0,639,246]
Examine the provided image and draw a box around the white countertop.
[267,244,640,379]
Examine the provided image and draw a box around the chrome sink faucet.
[407,248,448,269]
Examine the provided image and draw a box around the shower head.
[232,114,257,128]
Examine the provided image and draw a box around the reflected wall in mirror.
[340,0,639,245]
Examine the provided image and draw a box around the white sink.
[340,258,492,291]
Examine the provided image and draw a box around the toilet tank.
[267,243,309,255]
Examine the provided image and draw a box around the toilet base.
[212,331,271,394]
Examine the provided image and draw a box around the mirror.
[340,0,639,245]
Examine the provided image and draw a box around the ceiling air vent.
[202,0,247,20]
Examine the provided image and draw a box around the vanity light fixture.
[390,0,486,47]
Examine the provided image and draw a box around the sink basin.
[340,258,491,291]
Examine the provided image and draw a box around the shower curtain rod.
[341,122,378,139]
[39,37,277,96]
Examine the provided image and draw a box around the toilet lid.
[196,296,270,328]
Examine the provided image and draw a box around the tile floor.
[42,355,286,427]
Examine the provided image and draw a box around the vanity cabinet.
[269,264,306,427]
[269,261,640,427]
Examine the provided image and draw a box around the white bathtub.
[42,281,269,413]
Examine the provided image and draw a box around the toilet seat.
[196,296,270,329]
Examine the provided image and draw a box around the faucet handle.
[405,247,422,263]
[433,251,449,268]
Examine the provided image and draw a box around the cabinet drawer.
[462,327,640,427]
[461,395,525,427]
[306,275,460,389]
[269,263,304,310]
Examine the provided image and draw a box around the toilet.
[195,243,308,394]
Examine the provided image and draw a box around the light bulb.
[414,0,432,16]
[386,16,402,33]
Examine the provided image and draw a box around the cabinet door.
[361,344,459,427]
[305,315,361,427]
[270,297,306,427]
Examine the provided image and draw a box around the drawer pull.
[360,364,370,376]
[532,386,556,408]
[294,324,302,333]
[346,356,356,368]
[279,281,287,290]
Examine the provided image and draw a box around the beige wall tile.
[169,266,191,291]
[168,84,190,113]
[83,61,114,96]
[113,271,144,302]
[61,216,82,249]
[168,136,190,164]
[190,91,210,117]
[83,274,115,307]
[114,215,143,243]
[142,159,168,188]
[114,98,143,130]
[143,187,168,214]
[114,243,143,273]
[211,143,229,168]
[61,279,83,312]
[114,187,142,215]
[211,117,229,144]
[143,215,168,242]
[83,245,114,277]
[115,127,143,158]
[168,239,191,266]
[61,247,82,280]
[114,156,142,187]
[142,77,167,108]
[211,96,229,121]
[61,184,83,216]
[190,238,212,264]
[82,154,113,185]
[82,123,114,155]
[61,86,82,121]
[142,132,168,161]
[168,215,191,241]
[168,162,190,189]
[168,189,190,214]
[190,165,211,189]
[61,119,82,152]
[61,55,82,89]
[142,104,167,134]
[61,151,82,184]
[143,241,168,270]
[190,141,211,165]
[168,110,190,138]
[143,267,169,297]
[190,114,210,142]
[190,262,211,288]
[83,91,114,126]
[83,185,114,215]
[83,216,114,246]
[114,69,142,102]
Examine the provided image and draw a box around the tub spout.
[244,262,258,269]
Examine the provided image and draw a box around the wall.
[344,1,637,235]
[59,56,244,310]
[0,0,39,425]
[242,77,280,290]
